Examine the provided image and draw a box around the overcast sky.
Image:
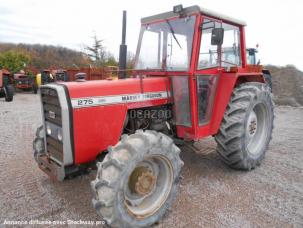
[0,0,302,70]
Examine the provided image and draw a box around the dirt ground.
[0,93,302,227]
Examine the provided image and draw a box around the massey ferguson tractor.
[33,5,274,227]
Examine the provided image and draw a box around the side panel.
[72,96,170,164]
[73,105,127,164]
[66,77,171,164]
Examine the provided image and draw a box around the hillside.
[266,65,303,106]
[0,42,91,69]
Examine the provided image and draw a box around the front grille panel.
[41,87,63,162]
[17,78,32,85]
[41,88,62,126]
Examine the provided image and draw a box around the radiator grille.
[41,87,63,162]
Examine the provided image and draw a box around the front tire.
[33,125,45,162]
[215,82,274,170]
[91,130,183,227]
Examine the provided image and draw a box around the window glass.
[197,75,218,125]
[198,19,242,69]
[198,19,221,69]
[221,23,241,67]
[135,16,195,71]
[166,17,195,71]
[136,29,162,69]
[171,76,191,127]
[167,33,190,71]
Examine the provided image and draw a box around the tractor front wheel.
[215,82,274,170]
[91,130,183,227]
[33,125,45,162]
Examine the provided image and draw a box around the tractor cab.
[41,69,54,84]
[134,5,249,139]
[55,69,69,82]
[36,69,55,88]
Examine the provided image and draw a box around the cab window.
[221,23,241,67]
[198,19,242,69]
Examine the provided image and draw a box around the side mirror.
[211,28,224,46]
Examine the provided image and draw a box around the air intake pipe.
[118,10,127,79]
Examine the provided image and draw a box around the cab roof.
[141,5,246,26]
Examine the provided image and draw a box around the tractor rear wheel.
[263,73,272,92]
[215,82,274,170]
[91,130,183,227]
[4,85,14,102]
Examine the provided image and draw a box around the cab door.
[193,17,242,138]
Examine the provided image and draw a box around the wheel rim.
[124,155,173,219]
[245,102,269,156]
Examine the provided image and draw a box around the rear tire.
[263,73,272,92]
[4,85,14,102]
[91,130,183,227]
[215,82,274,170]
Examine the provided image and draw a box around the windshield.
[135,15,196,71]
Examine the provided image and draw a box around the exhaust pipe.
[119,10,127,79]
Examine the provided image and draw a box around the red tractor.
[33,5,274,227]
[14,72,38,94]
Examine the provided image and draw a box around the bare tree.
[85,34,107,67]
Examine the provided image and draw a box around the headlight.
[57,128,63,141]
[46,124,52,135]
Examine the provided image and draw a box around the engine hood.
[59,77,170,99]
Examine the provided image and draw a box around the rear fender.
[235,74,264,87]
[210,73,264,135]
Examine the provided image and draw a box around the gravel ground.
[0,93,302,227]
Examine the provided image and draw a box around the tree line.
[0,35,135,74]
